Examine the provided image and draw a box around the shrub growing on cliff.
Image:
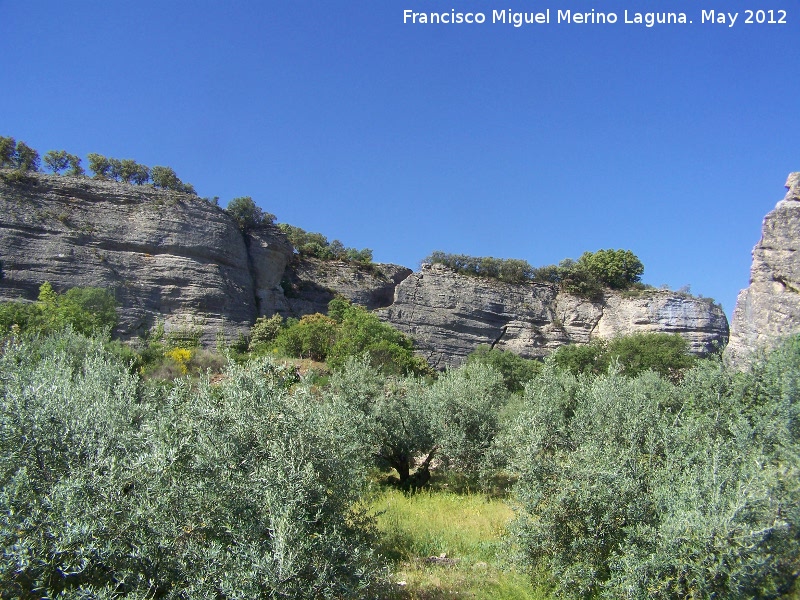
[225,196,276,231]
[0,136,15,167]
[44,150,84,176]
[278,223,373,264]
[576,248,644,289]
[423,251,534,284]
[43,149,70,174]
[0,332,388,598]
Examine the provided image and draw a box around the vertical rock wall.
[727,172,800,366]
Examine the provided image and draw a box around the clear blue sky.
[2,1,798,318]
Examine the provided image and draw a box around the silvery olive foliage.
[327,357,507,485]
[0,330,387,599]
[508,342,800,599]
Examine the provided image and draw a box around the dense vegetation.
[0,284,798,598]
[424,249,646,298]
[248,297,431,377]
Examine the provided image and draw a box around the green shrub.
[550,333,696,381]
[248,313,283,350]
[0,282,118,338]
[0,331,389,598]
[275,313,338,361]
[466,344,542,392]
[508,342,800,599]
[225,196,275,231]
[278,223,372,264]
[423,251,534,284]
[326,299,432,377]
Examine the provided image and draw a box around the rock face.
[0,172,292,344]
[0,171,730,366]
[277,257,412,317]
[380,263,729,369]
[727,173,800,366]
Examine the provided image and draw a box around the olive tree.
[508,346,800,599]
[0,333,389,598]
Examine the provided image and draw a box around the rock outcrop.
[0,172,293,344]
[380,263,729,369]
[727,173,800,366]
[277,257,412,317]
[0,171,730,367]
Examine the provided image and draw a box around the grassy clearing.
[370,487,553,599]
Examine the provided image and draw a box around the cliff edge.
[726,172,800,366]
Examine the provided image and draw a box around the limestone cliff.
[277,257,412,317]
[379,263,729,369]
[727,173,800,366]
[0,172,292,344]
[0,171,730,367]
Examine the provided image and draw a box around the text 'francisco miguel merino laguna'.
[403,9,691,27]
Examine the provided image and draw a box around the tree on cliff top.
[225,196,276,231]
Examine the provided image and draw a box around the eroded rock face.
[727,173,800,366]
[380,263,729,369]
[278,257,412,317]
[0,171,731,366]
[0,172,292,343]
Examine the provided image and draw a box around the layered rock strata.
[277,257,412,317]
[1,171,731,366]
[380,263,729,369]
[0,173,292,343]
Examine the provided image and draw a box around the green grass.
[370,487,553,599]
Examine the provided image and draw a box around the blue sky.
[2,1,798,318]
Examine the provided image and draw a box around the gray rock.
[0,170,731,368]
[380,263,729,369]
[727,172,800,366]
[0,172,292,344]
[279,257,412,317]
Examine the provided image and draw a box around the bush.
[225,196,275,231]
[278,223,372,264]
[275,313,338,361]
[423,251,534,284]
[0,282,118,338]
[248,313,283,350]
[326,299,432,377]
[0,332,388,598]
[550,333,696,381]
[466,345,542,392]
[576,248,644,290]
[508,342,800,599]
